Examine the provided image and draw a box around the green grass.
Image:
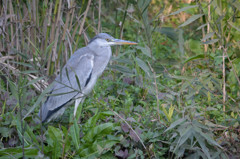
[0,0,240,158]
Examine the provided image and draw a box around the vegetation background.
[0,0,240,158]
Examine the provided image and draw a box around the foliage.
[166,118,226,158]
[1,0,240,158]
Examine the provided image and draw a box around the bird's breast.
[83,48,111,94]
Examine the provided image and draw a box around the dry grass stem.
[111,109,147,150]
[222,48,226,112]
[78,0,92,36]
[98,0,101,33]
[147,61,162,124]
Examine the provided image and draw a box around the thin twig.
[78,0,92,36]
[40,101,44,155]
[94,99,148,151]
[222,47,226,112]
[147,61,162,124]
[115,1,129,57]
[111,109,147,150]
[97,0,101,33]
[198,1,207,54]
[0,56,14,62]
[18,83,25,158]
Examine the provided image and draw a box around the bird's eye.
[106,39,110,42]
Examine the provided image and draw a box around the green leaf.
[178,126,193,147]
[0,146,38,158]
[199,131,222,149]
[26,77,44,87]
[100,152,118,159]
[14,117,30,145]
[192,120,209,130]
[75,101,83,121]
[48,90,75,97]
[178,29,184,55]
[202,39,219,44]
[168,75,193,80]
[193,124,222,149]
[100,111,115,116]
[48,126,63,140]
[8,79,18,102]
[65,67,72,87]
[25,125,40,147]
[23,82,54,120]
[136,57,151,76]
[184,54,214,64]
[170,5,198,15]
[136,46,153,59]
[112,49,135,61]
[196,23,208,31]
[228,21,240,32]
[45,41,55,57]
[108,65,133,75]
[233,58,240,65]
[21,70,39,74]
[83,111,114,130]
[75,74,82,91]
[84,111,99,128]
[201,32,214,41]
[70,119,80,150]
[212,0,222,16]
[0,127,10,138]
[14,114,40,147]
[61,126,71,157]
[27,37,41,56]
[83,123,114,143]
[161,104,174,122]
[17,51,29,60]
[47,126,63,159]
[114,58,134,65]
[194,132,211,159]
[78,140,119,157]
[232,0,240,11]
[179,14,204,27]
[156,27,178,41]
[9,61,33,68]
[165,118,186,132]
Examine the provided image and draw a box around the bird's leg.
[74,98,82,117]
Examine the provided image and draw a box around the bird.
[39,33,137,123]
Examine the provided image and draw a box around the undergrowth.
[0,0,240,158]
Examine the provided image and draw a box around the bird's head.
[88,33,137,47]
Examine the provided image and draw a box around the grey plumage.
[39,33,137,123]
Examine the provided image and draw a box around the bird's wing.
[40,48,94,122]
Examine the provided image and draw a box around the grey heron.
[39,33,137,123]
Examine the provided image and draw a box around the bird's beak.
[111,39,137,45]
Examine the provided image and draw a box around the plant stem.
[98,0,101,33]
[147,62,162,124]
[78,0,92,36]
[222,48,226,112]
